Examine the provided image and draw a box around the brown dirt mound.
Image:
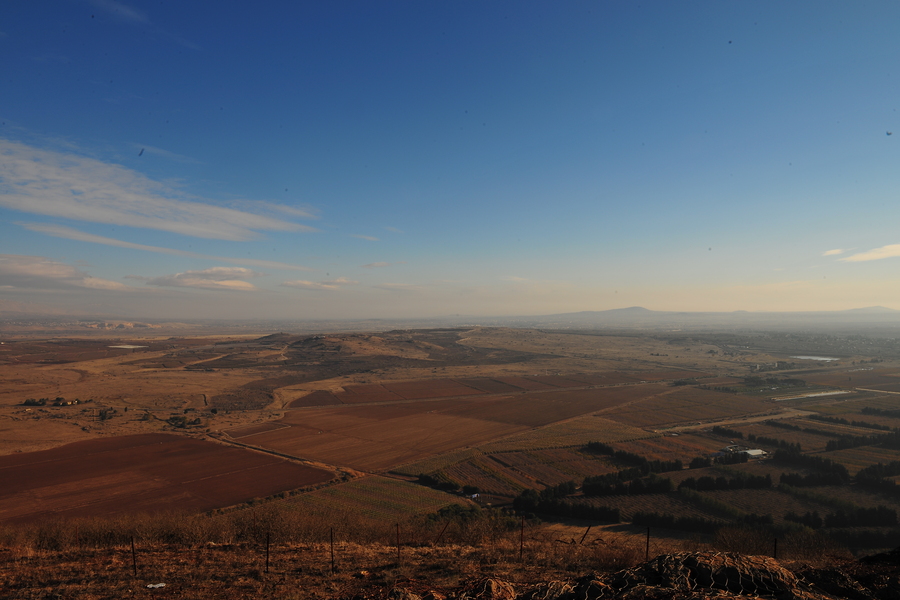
[604,552,813,598]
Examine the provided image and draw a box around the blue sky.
[2,1,900,320]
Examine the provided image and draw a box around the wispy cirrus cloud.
[374,283,421,292]
[841,244,900,263]
[351,234,379,241]
[0,254,132,291]
[362,262,391,269]
[0,139,316,241]
[135,267,263,291]
[21,223,312,271]
[281,277,358,291]
[250,201,318,220]
[90,0,149,24]
[823,249,846,256]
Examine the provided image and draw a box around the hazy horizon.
[3,2,900,320]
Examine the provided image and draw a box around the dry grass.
[0,506,854,600]
[0,505,654,600]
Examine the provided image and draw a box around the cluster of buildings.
[717,445,768,459]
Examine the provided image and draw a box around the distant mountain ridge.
[480,305,900,333]
[3,306,900,336]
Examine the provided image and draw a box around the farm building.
[719,445,767,459]
[738,448,767,459]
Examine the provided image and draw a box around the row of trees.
[785,506,897,529]
[808,413,895,432]
[678,473,772,492]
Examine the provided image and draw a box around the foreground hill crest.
[386,552,880,600]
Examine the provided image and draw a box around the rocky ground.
[5,545,900,600]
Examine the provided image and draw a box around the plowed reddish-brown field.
[382,379,484,399]
[565,373,637,385]
[0,433,334,524]
[290,390,343,407]
[633,370,711,381]
[492,376,559,390]
[226,422,290,438]
[453,377,526,394]
[338,383,406,403]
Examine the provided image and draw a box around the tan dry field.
[611,434,726,463]
[728,421,838,452]
[822,446,900,475]
[603,387,772,428]
[803,368,900,389]
[0,338,279,455]
[286,475,470,523]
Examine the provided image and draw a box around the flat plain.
[5,324,900,556]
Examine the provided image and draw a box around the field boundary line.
[856,387,900,395]
[224,422,292,439]
[207,433,353,481]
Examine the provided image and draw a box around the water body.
[791,355,839,361]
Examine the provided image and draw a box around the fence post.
[330,528,335,574]
[131,536,138,577]
[519,516,525,561]
[645,527,650,561]
[579,525,592,545]
[435,520,451,544]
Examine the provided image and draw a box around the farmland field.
[246,382,675,471]
[286,476,463,523]
[611,434,725,463]
[235,404,528,471]
[287,370,708,410]
[437,449,619,496]
[724,421,837,452]
[479,416,654,453]
[576,493,712,522]
[807,395,900,415]
[7,324,900,556]
[606,388,771,428]
[822,446,900,475]
[0,433,334,524]
[803,369,900,388]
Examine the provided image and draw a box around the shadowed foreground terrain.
[4,542,900,600]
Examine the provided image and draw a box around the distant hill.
[480,306,900,333]
[4,306,900,336]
